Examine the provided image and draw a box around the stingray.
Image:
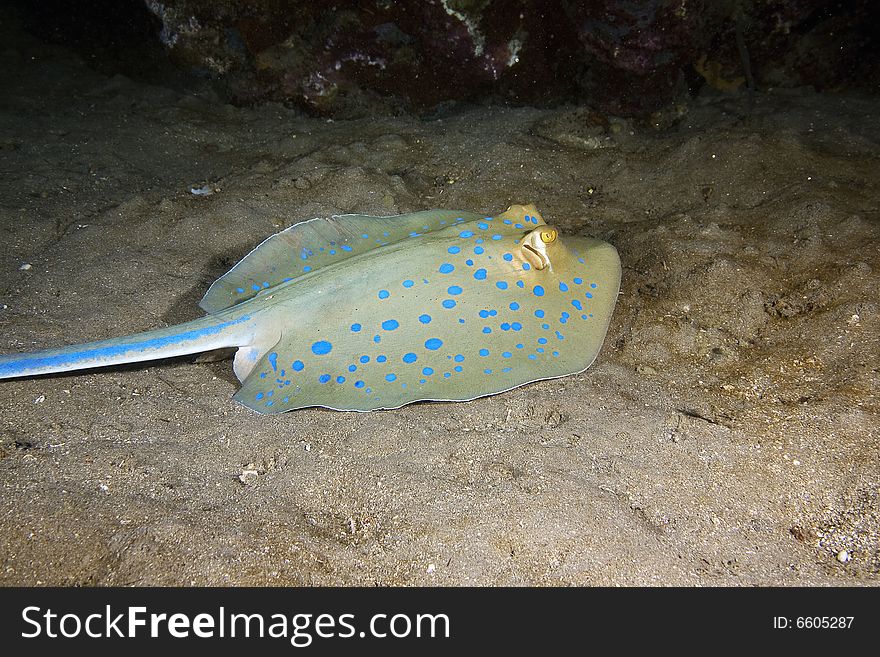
[0,204,621,413]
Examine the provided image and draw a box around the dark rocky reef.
[11,0,880,117]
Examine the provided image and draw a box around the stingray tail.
[0,311,256,380]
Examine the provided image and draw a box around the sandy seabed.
[0,25,877,586]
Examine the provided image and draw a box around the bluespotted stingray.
[0,204,620,413]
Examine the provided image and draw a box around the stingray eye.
[540,229,557,244]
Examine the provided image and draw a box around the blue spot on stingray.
[476,238,484,244]
[361,233,369,239]
[510,302,520,310]
[373,335,381,343]
[586,292,594,298]
[479,348,489,357]
[503,253,513,262]
[572,299,583,310]
[304,266,312,272]
[360,355,370,364]
[559,282,569,292]
[377,355,387,363]
[512,322,523,331]
[503,219,512,225]
[342,245,352,252]
[336,375,346,383]
[534,285,545,297]
[484,369,492,374]
[403,353,418,364]
[355,380,365,388]
[474,246,485,255]
[382,319,400,331]
[491,234,503,241]
[403,279,414,288]
[591,283,598,288]
[538,337,548,345]
[385,373,397,382]
[444,372,451,378]
[482,327,491,334]
[422,367,434,376]
[419,314,432,324]
[311,340,332,355]
[454,354,465,362]
[447,285,463,295]
[535,309,545,318]
[478,222,489,230]
[351,323,362,333]
[439,263,455,274]
[256,392,264,400]
[501,322,511,331]
[489,310,497,316]
[268,352,278,371]
[319,374,331,384]
[442,299,456,309]
[528,354,537,360]
[251,284,261,292]
[448,245,461,255]
[574,277,583,285]
[516,281,524,288]
[454,366,463,372]
[465,259,474,266]
[522,263,531,271]
[348,364,357,372]
[496,281,508,290]
[378,290,390,299]
[236,287,244,294]
[459,230,474,238]
[329,250,336,255]
[556,331,565,340]
[425,338,443,350]
[479,310,490,318]
[474,269,487,280]
[292,360,304,371]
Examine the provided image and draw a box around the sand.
[1,21,877,586]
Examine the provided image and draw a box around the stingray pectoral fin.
[232,328,283,382]
[233,338,307,414]
[557,237,621,373]
[200,209,485,314]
